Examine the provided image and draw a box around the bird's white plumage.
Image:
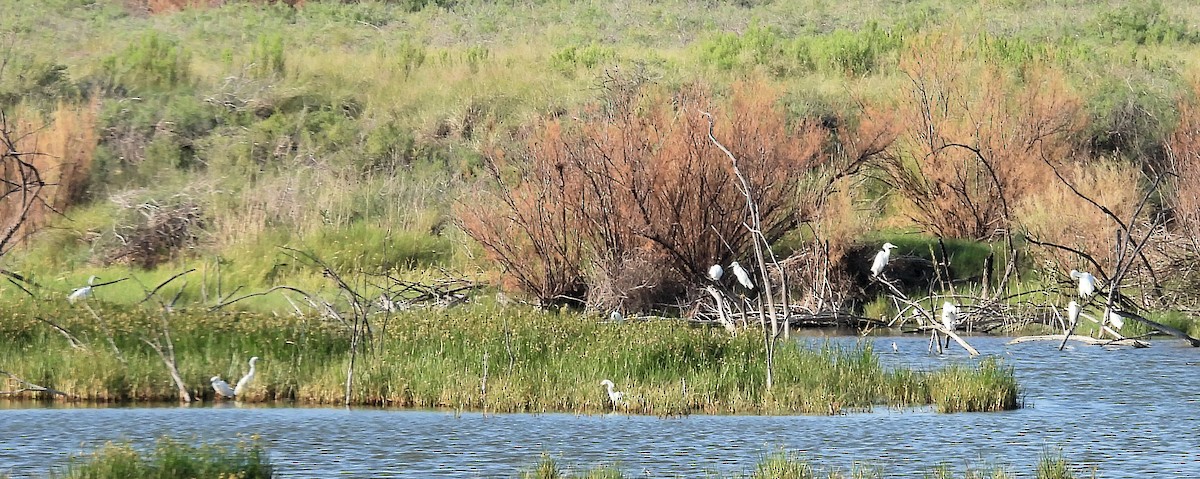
[234,357,259,396]
[1105,309,1125,330]
[940,301,958,331]
[67,276,97,304]
[609,311,624,322]
[870,243,897,277]
[600,379,624,406]
[1070,270,1096,298]
[210,376,235,398]
[891,342,899,353]
[1066,300,1081,328]
[730,261,754,290]
[708,264,724,282]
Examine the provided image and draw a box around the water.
[3,336,1200,477]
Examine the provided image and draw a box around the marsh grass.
[55,436,272,479]
[0,302,1017,414]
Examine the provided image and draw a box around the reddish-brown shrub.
[884,35,1084,240]
[458,80,893,310]
[1169,78,1200,245]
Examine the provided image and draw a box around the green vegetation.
[0,302,1016,413]
[521,450,1090,479]
[55,436,272,479]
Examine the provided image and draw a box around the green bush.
[98,31,192,93]
[57,436,273,479]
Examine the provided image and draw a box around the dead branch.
[0,368,71,398]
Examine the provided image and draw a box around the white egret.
[210,376,235,399]
[870,243,898,278]
[609,311,624,322]
[730,261,754,290]
[234,357,259,397]
[1105,309,1125,331]
[1066,300,1081,329]
[891,341,899,353]
[67,276,98,304]
[599,379,625,407]
[1069,270,1097,298]
[708,264,724,282]
[940,301,958,331]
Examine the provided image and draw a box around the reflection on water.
[2,336,1200,477]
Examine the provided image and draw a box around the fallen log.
[1007,334,1148,348]
[1113,311,1200,347]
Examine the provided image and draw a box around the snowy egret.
[940,301,958,331]
[708,264,724,282]
[1105,309,1125,330]
[234,357,259,396]
[730,261,754,290]
[67,276,97,304]
[1066,300,1081,329]
[1069,270,1097,298]
[210,376,235,398]
[870,243,898,278]
[599,379,625,406]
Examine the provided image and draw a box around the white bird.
[891,341,899,353]
[609,310,624,322]
[234,357,259,396]
[1066,300,1081,329]
[940,301,958,331]
[871,243,898,278]
[67,276,97,303]
[210,376,235,398]
[1105,309,1125,331]
[1069,270,1097,298]
[708,264,724,282]
[599,379,625,407]
[730,261,754,290]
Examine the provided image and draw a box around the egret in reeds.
[609,311,624,322]
[1105,309,1125,331]
[941,301,958,331]
[1066,300,1081,330]
[67,276,97,303]
[599,379,625,407]
[708,264,724,282]
[234,357,259,397]
[730,261,754,290]
[871,243,897,278]
[1069,270,1097,298]
[210,376,235,399]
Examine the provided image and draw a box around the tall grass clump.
[57,436,272,479]
[1034,449,1076,479]
[926,357,1019,413]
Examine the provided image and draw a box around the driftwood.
[1007,334,1149,348]
[0,369,71,398]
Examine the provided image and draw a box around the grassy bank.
[524,450,1087,479]
[54,436,271,479]
[0,303,1016,414]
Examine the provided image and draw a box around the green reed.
[53,436,272,479]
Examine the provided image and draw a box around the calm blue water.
[2,336,1199,477]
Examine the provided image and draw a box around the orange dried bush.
[0,100,98,255]
[458,80,892,310]
[1169,78,1200,246]
[884,35,1084,240]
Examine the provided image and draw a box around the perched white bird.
[940,301,958,331]
[708,264,724,282]
[67,276,98,304]
[1066,300,1081,329]
[210,376,235,399]
[870,243,898,278]
[1105,309,1125,331]
[234,357,259,396]
[599,379,625,406]
[730,261,754,290]
[609,311,624,322]
[1069,270,1097,298]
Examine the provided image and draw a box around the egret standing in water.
[67,276,97,303]
[210,376,235,399]
[599,379,625,407]
[940,301,959,332]
[870,243,897,278]
[708,264,724,282]
[730,261,754,290]
[1069,270,1097,298]
[1066,300,1081,331]
[234,357,259,397]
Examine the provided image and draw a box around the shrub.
[58,436,273,479]
[98,31,192,93]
